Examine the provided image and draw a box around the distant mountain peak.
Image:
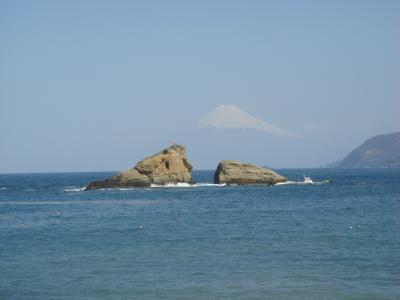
[196,104,299,137]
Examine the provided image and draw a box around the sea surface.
[0,169,399,300]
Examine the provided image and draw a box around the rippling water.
[0,169,399,299]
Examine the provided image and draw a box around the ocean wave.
[0,200,159,206]
[63,183,226,192]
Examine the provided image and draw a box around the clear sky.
[1,0,399,172]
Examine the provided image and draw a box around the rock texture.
[337,132,400,168]
[85,145,193,190]
[214,160,287,185]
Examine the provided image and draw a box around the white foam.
[95,188,137,191]
[194,183,226,187]
[150,182,226,188]
[64,183,226,191]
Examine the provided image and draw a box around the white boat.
[303,175,314,184]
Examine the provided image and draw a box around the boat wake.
[275,176,332,186]
[64,186,86,192]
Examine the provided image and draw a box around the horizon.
[0,131,399,173]
[1,1,399,173]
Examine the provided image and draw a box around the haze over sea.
[1,169,399,300]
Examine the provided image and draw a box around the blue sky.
[1,0,399,172]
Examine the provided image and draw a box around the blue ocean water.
[0,169,399,300]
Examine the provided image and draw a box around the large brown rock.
[85,145,193,190]
[214,160,287,185]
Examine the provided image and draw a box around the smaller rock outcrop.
[85,145,193,190]
[214,160,287,185]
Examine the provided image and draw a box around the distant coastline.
[326,132,400,168]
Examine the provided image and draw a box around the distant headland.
[328,132,400,168]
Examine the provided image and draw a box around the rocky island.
[85,144,193,190]
[214,160,287,185]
